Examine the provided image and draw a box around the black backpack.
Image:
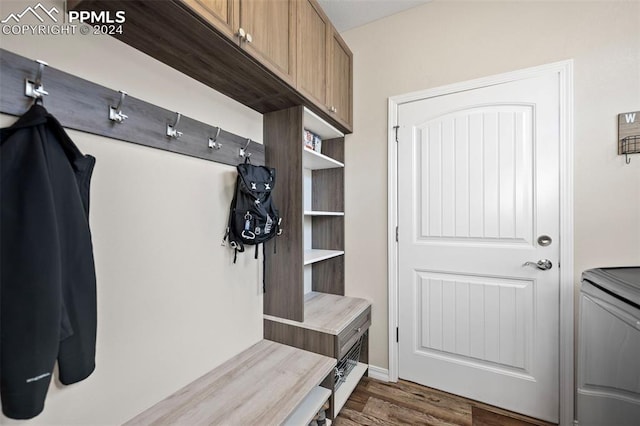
[223,158,281,262]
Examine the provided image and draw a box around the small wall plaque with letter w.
[618,111,640,163]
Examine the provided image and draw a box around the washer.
[577,267,640,425]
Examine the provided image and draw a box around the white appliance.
[578,267,640,425]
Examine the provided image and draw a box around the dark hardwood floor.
[335,377,556,426]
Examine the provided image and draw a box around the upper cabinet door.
[182,0,239,40]
[296,0,329,107]
[179,0,352,131]
[327,28,353,129]
[239,0,297,85]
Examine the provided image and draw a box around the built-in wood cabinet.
[69,0,352,132]
[297,0,330,107]
[182,0,296,85]
[263,106,369,419]
[238,0,297,84]
[328,27,353,128]
[296,0,353,130]
[68,0,361,417]
[182,0,237,39]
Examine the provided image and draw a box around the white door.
[397,72,560,422]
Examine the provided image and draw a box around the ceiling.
[317,0,431,32]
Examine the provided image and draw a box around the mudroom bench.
[124,340,336,425]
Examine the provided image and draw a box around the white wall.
[0,0,264,424]
[342,0,640,370]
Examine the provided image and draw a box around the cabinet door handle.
[237,27,246,40]
[245,33,253,44]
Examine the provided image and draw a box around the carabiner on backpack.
[242,230,256,240]
[242,212,256,240]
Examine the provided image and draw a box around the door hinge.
[396,327,399,342]
[393,125,399,143]
[395,226,398,242]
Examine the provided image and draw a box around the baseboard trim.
[367,365,391,382]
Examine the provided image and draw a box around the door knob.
[523,259,553,270]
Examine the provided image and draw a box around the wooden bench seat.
[124,340,336,425]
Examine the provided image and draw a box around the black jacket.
[0,104,97,419]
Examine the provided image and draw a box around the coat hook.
[240,138,252,158]
[208,127,222,149]
[25,59,48,101]
[109,90,128,123]
[620,135,638,164]
[166,112,183,139]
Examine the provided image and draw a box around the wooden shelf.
[303,148,345,170]
[334,362,368,416]
[282,386,331,426]
[303,107,344,140]
[304,249,344,265]
[304,211,345,216]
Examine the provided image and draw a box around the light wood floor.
[335,377,556,426]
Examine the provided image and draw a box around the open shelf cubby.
[264,106,345,321]
[263,106,369,420]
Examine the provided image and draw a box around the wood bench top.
[124,340,336,425]
[265,292,371,335]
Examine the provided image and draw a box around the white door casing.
[388,62,574,424]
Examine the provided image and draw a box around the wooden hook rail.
[0,49,265,166]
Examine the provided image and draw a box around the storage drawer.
[336,306,370,359]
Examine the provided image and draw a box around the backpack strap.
[262,244,267,293]
[223,175,245,264]
[223,174,241,247]
[273,217,282,254]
